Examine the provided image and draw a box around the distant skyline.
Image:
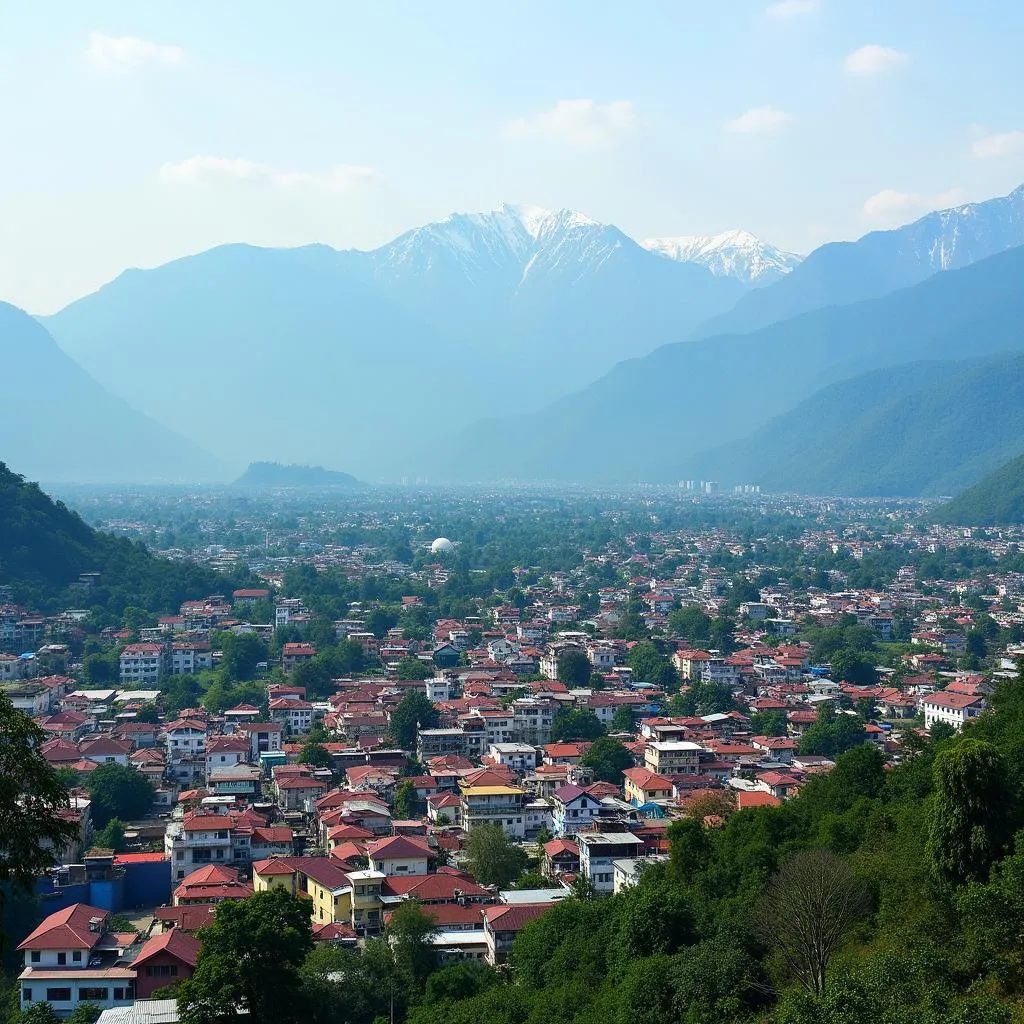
[3,0,1024,312]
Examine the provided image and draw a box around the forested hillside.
[401,674,1024,1024]
[937,452,1024,525]
[0,461,237,614]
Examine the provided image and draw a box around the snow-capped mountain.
[642,229,802,285]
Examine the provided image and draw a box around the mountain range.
[13,183,1024,495]
[0,302,221,483]
[41,204,751,477]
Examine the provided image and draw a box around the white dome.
[430,537,455,554]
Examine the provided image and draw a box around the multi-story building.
[17,904,137,1014]
[578,832,644,893]
[281,643,316,674]
[643,741,702,777]
[460,785,526,838]
[269,698,314,735]
[922,691,987,731]
[552,784,603,836]
[164,812,234,882]
[511,698,556,746]
[118,644,165,685]
[170,642,213,676]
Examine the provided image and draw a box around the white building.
[577,833,644,893]
[921,692,986,731]
[119,644,165,685]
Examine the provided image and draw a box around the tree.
[556,649,592,687]
[218,631,268,681]
[299,742,334,771]
[580,737,634,785]
[178,887,314,1024]
[19,1004,61,1024]
[610,704,634,733]
[830,648,878,687]
[366,607,399,639]
[667,606,712,646]
[397,657,432,681]
[750,710,787,737]
[928,739,1012,884]
[797,708,867,759]
[85,762,155,827]
[387,900,439,994]
[394,779,418,820]
[753,849,868,998]
[464,823,528,888]
[389,691,439,750]
[94,818,128,853]
[627,642,679,690]
[0,695,80,920]
[549,707,605,743]
[67,1004,102,1024]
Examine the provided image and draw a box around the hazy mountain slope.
[233,462,360,488]
[0,301,223,483]
[433,244,1024,484]
[691,184,1024,340]
[936,451,1024,525]
[685,354,1024,496]
[44,206,746,475]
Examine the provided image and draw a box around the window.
[22,989,32,1003]
[72,951,82,962]
[46,989,72,1002]
[114,988,127,1001]
[80,988,109,1001]
[57,953,66,966]
[30,951,40,964]
[170,966,178,976]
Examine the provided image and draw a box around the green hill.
[684,353,1024,497]
[935,451,1024,524]
[0,461,235,614]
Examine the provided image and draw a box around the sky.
[3,0,1024,313]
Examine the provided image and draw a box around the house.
[488,743,539,771]
[643,741,702,777]
[237,720,283,760]
[281,643,317,674]
[0,681,52,715]
[204,736,251,779]
[118,644,165,685]
[169,643,213,676]
[551,785,602,837]
[276,774,328,812]
[483,904,549,965]
[132,930,200,997]
[577,833,644,893]
[269,698,314,735]
[543,838,580,878]
[622,767,674,806]
[750,736,797,763]
[79,737,132,766]
[921,692,987,732]
[460,785,526,838]
[173,864,253,906]
[366,835,431,876]
[164,720,207,761]
[17,904,136,1014]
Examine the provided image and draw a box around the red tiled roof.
[18,904,107,951]
[134,928,200,968]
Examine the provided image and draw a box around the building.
[488,743,539,772]
[366,835,431,876]
[643,741,702,777]
[132,931,199,1000]
[17,904,136,1015]
[281,643,316,674]
[269,698,314,735]
[460,785,526,838]
[483,903,549,965]
[169,643,213,676]
[551,785,603,837]
[118,645,165,685]
[622,767,674,806]
[577,833,644,893]
[922,691,987,731]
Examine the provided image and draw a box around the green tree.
[830,648,878,687]
[388,691,439,750]
[549,707,605,742]
[556,649,592,687]
[627,642,679,690]
[610,704,634,733]
[387,900,439,994]
[580,736,634,785]
[218,631,268,681]
[178,887,314,1024]
[19,1004,61,1024]
[94,818,128,853]
[751,710,788,737]
[0,695,81,923]
[67,1004,102,1024]
[797,708,867,759]
[928,739,1012,884]
[394,779,419,820]
[299,742,334,771]
[85,762,155,827]
[667,606,712,645]
[464,822,528,888]
[397,657,432,681]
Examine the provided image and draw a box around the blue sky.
[3,0,1024,311]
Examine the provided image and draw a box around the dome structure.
[430,537,455,554]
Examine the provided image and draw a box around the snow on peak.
[642,230,802,284]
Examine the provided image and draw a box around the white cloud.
[845,44,908,75]
[863,187,966,222]
[86,32,185,72]
[504,99,638,148]
[765,0,819,18]
[972,130,1024,160]
[158,156,379,194]
[725,105,793,133]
